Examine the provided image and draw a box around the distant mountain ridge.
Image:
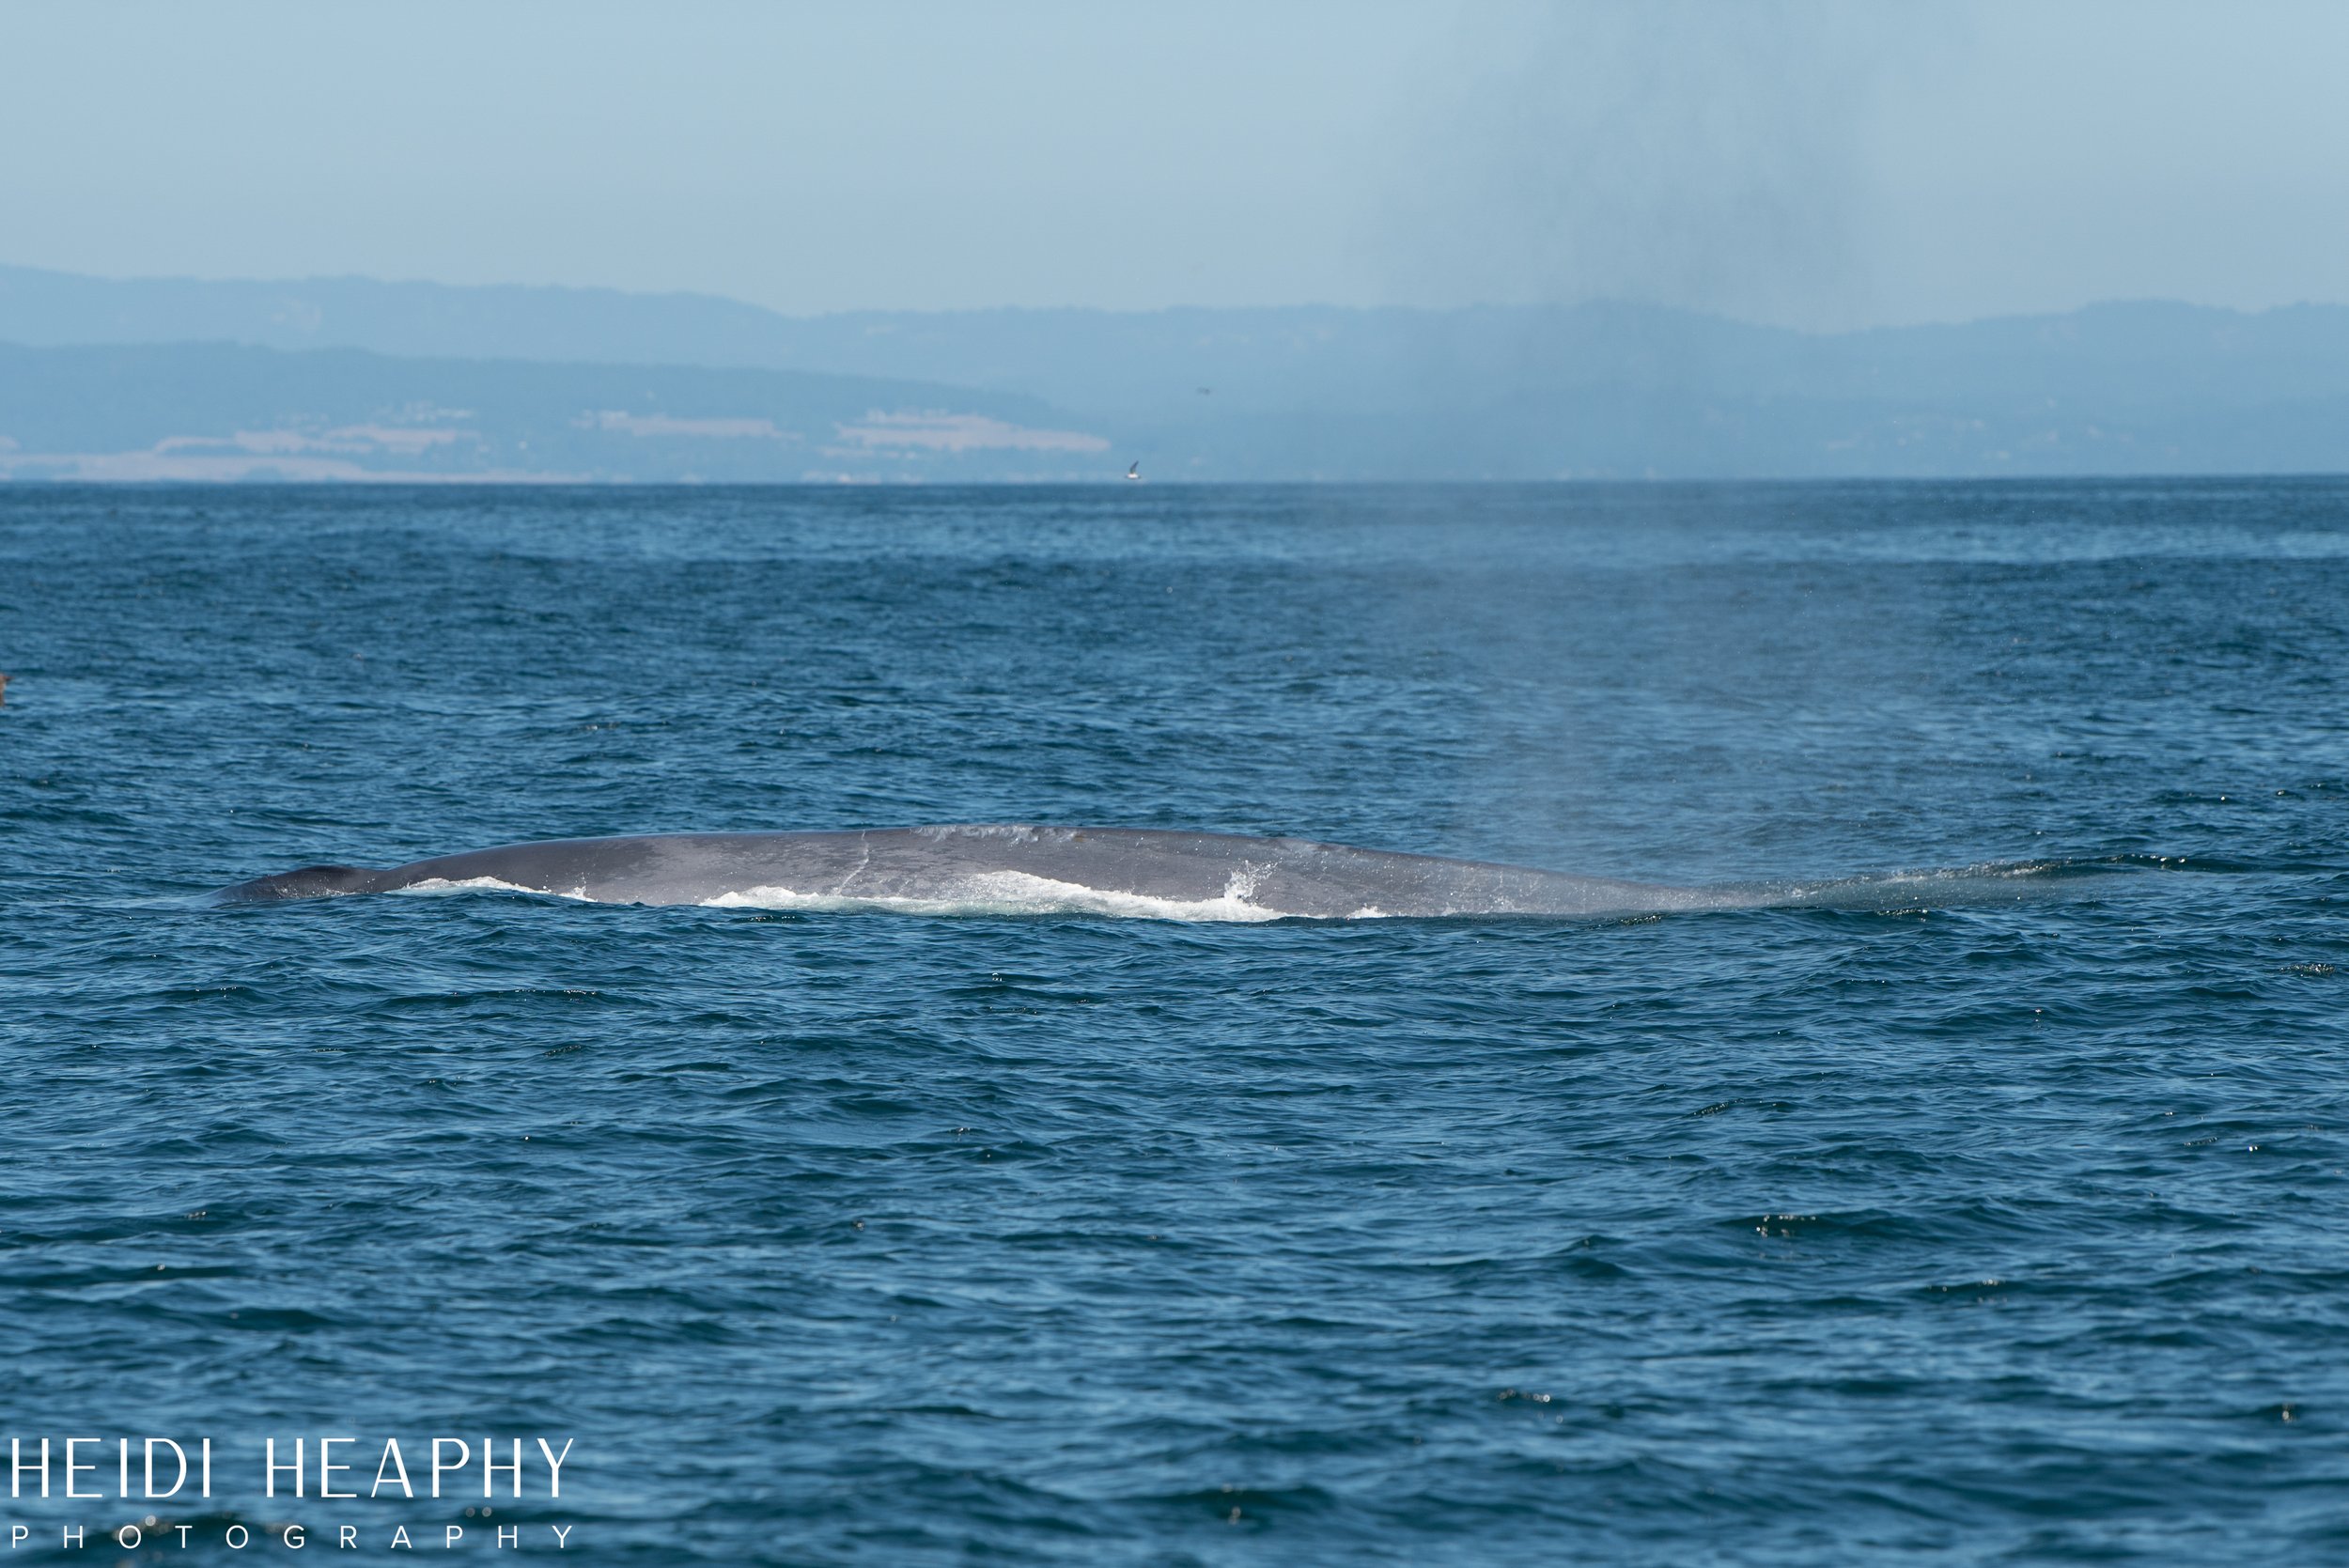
[5,263,2348,479]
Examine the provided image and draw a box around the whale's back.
[216,825,1732,920]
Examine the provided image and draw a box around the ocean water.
[2,480,2345,1564]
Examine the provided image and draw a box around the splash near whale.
[213,825,2056,922]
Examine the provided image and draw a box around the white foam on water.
[393,876,595,901]
[701,867,1293,923]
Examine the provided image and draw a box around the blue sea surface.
[2,481,2345,1563]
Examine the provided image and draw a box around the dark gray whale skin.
[215,825,1749,919]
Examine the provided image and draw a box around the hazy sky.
[4,0,2345,328]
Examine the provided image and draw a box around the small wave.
[393,876,596,901]
[701,869,1295,923]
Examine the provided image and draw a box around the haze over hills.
[0,341,1108,484]
[5,263,2348,480]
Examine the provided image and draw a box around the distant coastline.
[7,264,2349,482]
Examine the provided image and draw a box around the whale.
[213,824,1777,921]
